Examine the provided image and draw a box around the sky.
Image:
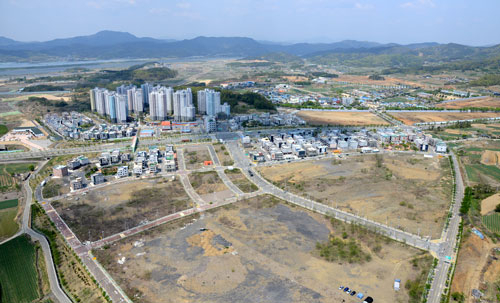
[1,0,499,46]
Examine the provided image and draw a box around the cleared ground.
[94,195,431,303]
[258,153,453,238]
[54,177,191,242]
[436,97,500,109]
[297,111,389,126]
[188,170,232,200]
[451,232,500,302]
[481,193,500,215]
[184,145,212,170]
[390,112,500,125]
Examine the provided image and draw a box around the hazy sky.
[1,0,499,45]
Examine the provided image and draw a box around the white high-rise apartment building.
[197,89,207,114]
[165,87,174,114]
[116,94,128,123]
[133,90,143,113]
[173,89,194,121]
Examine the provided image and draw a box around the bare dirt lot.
[53,177,191,242]
[436,97,500,109]
[258,153,453,238]
[451,232,500,302]
[390,112,500,125]
[94,195,431,303]
[481,193,500,215]
[184,145,212,170]
[188,171,233,202]
[297,111,389,126]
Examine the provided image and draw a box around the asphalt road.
[427,153,465,303]
[22,162,72,303]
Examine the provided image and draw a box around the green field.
[0,235,40,303]
[465,164,500,183]
[482,213,500,233]
[0,208,19,239]
[0,124,7,136]
[1,162,35,175]
[0,199,18,210]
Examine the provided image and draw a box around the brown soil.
[94,195,431,303]
[297,111,389,126]
[451,233,499,302]
[258,153,453,238]
[436,97,500,109]
[481,150,500,166]
[390,112,500,125]
[184,146,212,170]
[481,193,500,216]
[189,171,228,195]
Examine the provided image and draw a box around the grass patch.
[0,199,18,210]
[0,235,40,302]
[0,124,8,136]
[315,236,372,263]
[0,208,19,239]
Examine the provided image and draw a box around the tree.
[28,164,35,171]
[495,204,500,213]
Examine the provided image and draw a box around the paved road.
[227,140,440,253]
[427,153,465,303]
[0,135,211,160]
[21,162,72,303]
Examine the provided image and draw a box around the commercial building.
[53,165,68,177]
[70,177,83,191]
[116,166,129,178]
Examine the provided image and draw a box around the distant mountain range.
[1,30,500,70]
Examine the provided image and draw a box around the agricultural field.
[436,96,500,109]
[482,214,500,233]
[258,153,453,238]
[296,110,389,126]
[184,145,212,170]
[0,235,44,303]
[31,204,107,303]
[54,177,191,242]
[188,171,233,202]
[389,111,500,125]
[224,168,258,193]
[0,195,20,240]
[430,123,500,141]
[213,143,234,166]
[94,195,431,303]
[0,162,35,192]
[455,140,500,186]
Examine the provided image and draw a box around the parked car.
[350,291,356,296]
[338,286,344,290]
[343,287,349,293]
[248,169,254,176]
[363,296,374,303]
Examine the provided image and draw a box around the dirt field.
[390,112,500,125]
[94,195,431,303]
[184,145,212,170]
[451,232,500,302]
[456,140,500,186]
[330,74,423,87]
[54,177,191,242]
[481,150,500,166]
[258,153,453,238]
[297,111,389,126]
[481,193,500,215]
[188,171,233,202]
[436,97,500,109]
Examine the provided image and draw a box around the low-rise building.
[116,166,129,178]
[70,177,83,191]
[53,165,68,177]
[91,172,105,185]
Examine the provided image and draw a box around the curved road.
[22,162,72,303]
